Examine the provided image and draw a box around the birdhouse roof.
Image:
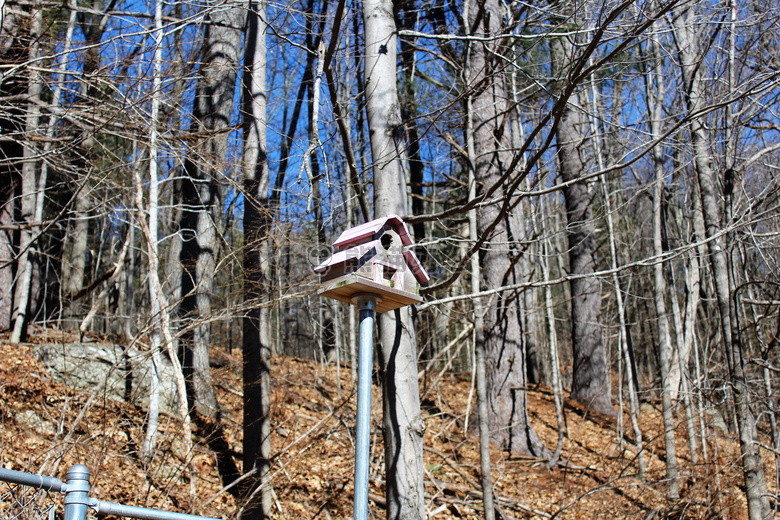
[313,247,361,274]
[332,214,412,250]
[314,238,430,284]
[404,249,430,284]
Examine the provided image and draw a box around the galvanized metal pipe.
[352,293,379,520]
[1,464,219,520]
[63,465,90,520]
[94,500,220,520]
[0,467,64,492]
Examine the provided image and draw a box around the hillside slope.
[0,330,760,519]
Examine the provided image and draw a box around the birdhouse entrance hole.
[381,233,393,251]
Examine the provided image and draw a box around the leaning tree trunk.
[671,7,769,519]
[241,0,273,516]
[362,0,426,516]
[550,31,614,416]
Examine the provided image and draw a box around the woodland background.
[1,0,780,517]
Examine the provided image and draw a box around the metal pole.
[352,293,378,520]
[0,468,64,492]
[94,501,221,520]
[63,465,90,520]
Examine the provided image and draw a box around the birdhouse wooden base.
[317,273,422,313]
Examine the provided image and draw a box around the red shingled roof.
[332,214,412,250]
[320,215,430,285]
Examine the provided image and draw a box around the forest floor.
[0,328,771,519]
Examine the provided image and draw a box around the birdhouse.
[315,214,430,313]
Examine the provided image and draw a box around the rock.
[15,409,56,435]
[34,343,180,416]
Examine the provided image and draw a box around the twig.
[200,468,256,508]
[424,446,480,488]
[423,447,550,517]
[426,479,550,518]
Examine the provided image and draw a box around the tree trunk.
[686,164,710,462]
[467,88,496,520]
[542,232,565,468]
[241,1,273,516]
[646,30,679,497]
[665,198,699,464]
[178,0,244,419]
[467,0,549,457]
[0,182,13,330]
[550,32,614,416]
[0,0,25,332]
[10,2,42,344]
[671,7,770,518]
[651,126,680,499]
[362,0,425,516]
[174,0,244,504]
[61,193,91,326]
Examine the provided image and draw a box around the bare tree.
[549,14,614,416]
[241,0,273,516]
[671,5,770,518]
[362,0,425,515]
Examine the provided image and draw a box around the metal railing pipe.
[1,464,220,520]
[0,468,64,492]
[94,501,221,520]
